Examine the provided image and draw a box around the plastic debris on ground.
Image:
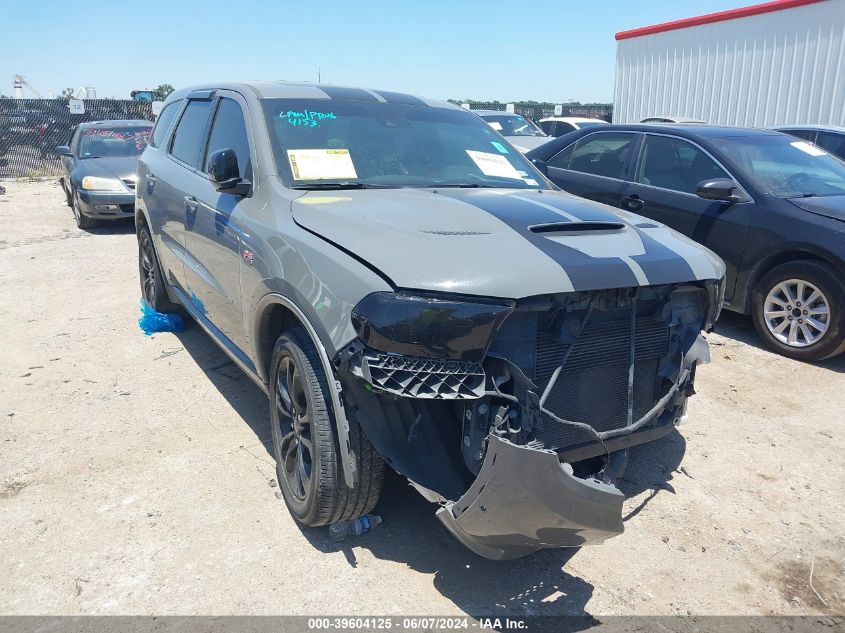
[329,514,383,541]
[138,298,186,336]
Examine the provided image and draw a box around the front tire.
[138,225,181,313]
[270,328,384,527]
[71,190,98,230]
[752,260,845,361]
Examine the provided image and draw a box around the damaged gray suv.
[136,82,725,559]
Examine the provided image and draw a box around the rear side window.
[150,100,182,148]
[203,98,252,179]
[549,132,635,180]
[169,100,213,167]
[815,131,845,159]
[554,122,575,136]
[636,135,728,194]
[69,126,80,153]
[786,129,817,143]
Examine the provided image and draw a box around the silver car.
[137,81,724,560]
[473,109,552,153]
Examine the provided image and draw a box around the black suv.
[527,125,845,361]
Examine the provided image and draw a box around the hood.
[788,195,845,222]
[502,135,552,153]
[292,188,724,299]
[75,156,139,185]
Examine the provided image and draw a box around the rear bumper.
[77,190,135,218]
[436,435,624,560]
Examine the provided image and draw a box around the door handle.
[621,194,644,211]
[184,195,198,213]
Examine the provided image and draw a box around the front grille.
[532,302,670,450]
[355,349,485,399]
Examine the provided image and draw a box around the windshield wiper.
[290,182,393,190]
[428,183,503,188]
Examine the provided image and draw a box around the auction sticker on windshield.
[466,150,522,180]
[790,141,827,157]
[287,149,358,180]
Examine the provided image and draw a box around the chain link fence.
[0,97,612,178]
[0,99,154,178]
[452,100,613,122]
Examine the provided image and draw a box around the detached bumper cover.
[436,435,624,560]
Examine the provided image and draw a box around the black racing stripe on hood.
[506,192,622,223]
[630,230,696,285]
[438,190,640,290]
[514,191,697,284]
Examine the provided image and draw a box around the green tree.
[57,87,75,101]
[154,84,174,100]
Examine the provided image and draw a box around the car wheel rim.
[140,236,156,304]
[763,278,830,348]
[275,356,313,501]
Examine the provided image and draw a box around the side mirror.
[207,148,251,195]
[56,145,72,157]
[696,178,741,202]
[530,158,549,176]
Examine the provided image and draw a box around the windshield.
[263,100,549,189]
[78,126,151,158]
[714,134,845,198]
[480,114,546,137]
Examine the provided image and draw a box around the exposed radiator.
[532,302,670,450]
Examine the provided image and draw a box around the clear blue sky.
[3,0,749,102]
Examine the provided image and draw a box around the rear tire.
[71,190,98,230]
[752,260,845,361]
[138,225,181,313]
[269,328,384,527]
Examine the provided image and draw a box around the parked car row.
[53,81,844,561]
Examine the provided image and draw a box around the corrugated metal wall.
[613,0,845,126]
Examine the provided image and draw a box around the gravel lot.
[1,179,843,617]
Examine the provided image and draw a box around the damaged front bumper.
[436,435,624,560]
[338,283,718,560]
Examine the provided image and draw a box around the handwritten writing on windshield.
[282,110,337,127]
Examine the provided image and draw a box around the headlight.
[351,292,514,361]
[704,278,725,332]
[81,176,124,191]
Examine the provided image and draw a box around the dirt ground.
[0,179,843,617]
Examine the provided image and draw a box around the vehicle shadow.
[617,430,686,522]
[714,311,845,373]
[174,324,684,621]
[88,217,136,235]
[300,469,594,618]
[174,326,273,455]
